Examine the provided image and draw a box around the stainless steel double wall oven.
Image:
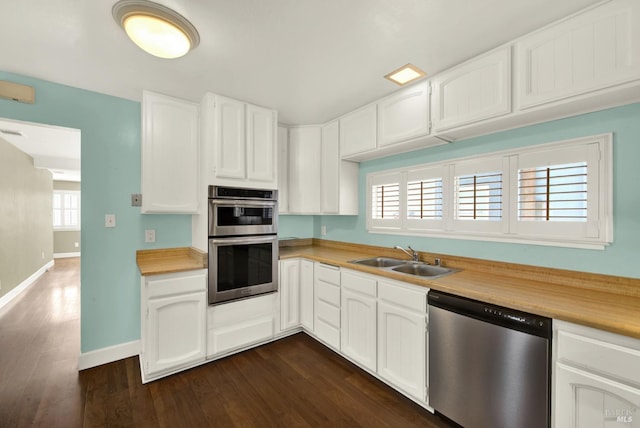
[208,186,278,305]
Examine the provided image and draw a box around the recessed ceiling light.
[112,0,200,59]
[384,63,426,86]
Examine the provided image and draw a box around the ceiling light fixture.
[384,63,426,86]
[112,0,200,59]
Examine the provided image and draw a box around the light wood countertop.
[136,247,207,276]
[280,240,640,339]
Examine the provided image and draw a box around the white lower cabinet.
[341,270,377,372]
[140,269,207,382]
[207,293,276,357]
[554,320,640,428]
[377,280,428,403]
[300,259,315,331]
[280,259,300,331]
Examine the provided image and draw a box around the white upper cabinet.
[321,120,359,215]
[288,126,322,213]
[277,125,289,214]
[516,0,640,109]
[246,104,277,182]
[339,104,377,158]
[377,81,431,146]
[141,91,199,214]
[202,93,277,189]
[432,47,512,132]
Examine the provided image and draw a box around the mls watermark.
[604,408,635,423]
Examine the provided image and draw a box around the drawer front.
[342,270,377,297]
[315,264,341,285]
[146,269,207,299]
[557,329,640,385]
[316,299,340,328]
[378,280,426,313]
[316,280,340,307]
[315,318,341,350]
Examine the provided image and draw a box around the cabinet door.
[288,127,322,213]
[145,291,206,375]
[300,259,314,331]
[246,104,277,184]
[141,91,199,213]
[555,363,640,428]
[377,81,430,146]
[432,47,511,132]
[377,301,426,402]
[339,104,377,158]
[277,125,289,213]
[321,120,340,213]
[280,259,300,331]
[517,0,640,109]
[341,289,376,372]
[214,95,246,179]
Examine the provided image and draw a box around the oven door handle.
[208,235,278,246]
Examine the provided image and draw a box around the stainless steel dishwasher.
[428,290,551,428]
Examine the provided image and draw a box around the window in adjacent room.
[53,190,81,230]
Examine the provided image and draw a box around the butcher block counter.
[280,239,640,339]
[136,247,207,276]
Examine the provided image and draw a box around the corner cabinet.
[554,320,640,427]
[516,0,640,110]
[201,93,277,189]
[288,126,322,213]
[141,91,200,213]
[140,269,207,383]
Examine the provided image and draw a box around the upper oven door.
[208,199,278,236]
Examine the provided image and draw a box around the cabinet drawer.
[378,280,426,313]
[145,269,207,299]
[316,280,340,307]
[557,329,640,385]
[315,264,341,285]
[342,270,377,297]
[316,299,340,328]
[315,319,340,350]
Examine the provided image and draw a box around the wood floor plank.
[0,258,456,427]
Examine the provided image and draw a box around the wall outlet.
[105,214,116,228]
[321,225,327,236]
[0,280,2,290]
[74,242,79,248]
[145,229,156,243]
[41,251,45,260]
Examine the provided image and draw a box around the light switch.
[105,214,116,228]
[145,229,156,243]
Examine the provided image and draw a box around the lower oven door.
[208,234,278,305]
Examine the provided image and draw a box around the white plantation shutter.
[511,140,606,241]
[406,166,445,231]
[53,190,81,230]
[452,157,507,234]
[369,172,402,229]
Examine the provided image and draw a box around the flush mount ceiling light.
[112,0,200,59]
[384,63,426,86]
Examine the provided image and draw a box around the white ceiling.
[0,118,81,182]
[1,0,600,126]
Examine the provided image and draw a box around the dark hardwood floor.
[0,258,456,427]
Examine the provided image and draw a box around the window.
[53,190,80,230]
[366,134,612,249]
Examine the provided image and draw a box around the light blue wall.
[0,72,191,353]
[278,215,314,239]
[317,103,640,279]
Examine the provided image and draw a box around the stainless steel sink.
[391,263,455,278]
[349,257,407,268]
[348,257,458,279]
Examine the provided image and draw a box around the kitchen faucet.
[394,245,420,262]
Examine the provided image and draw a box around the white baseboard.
[78,340,141,371]
[0,260,54,311]
[54,252,80,259]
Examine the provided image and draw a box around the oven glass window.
[217,243,273,291]
[217,206,274,227]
